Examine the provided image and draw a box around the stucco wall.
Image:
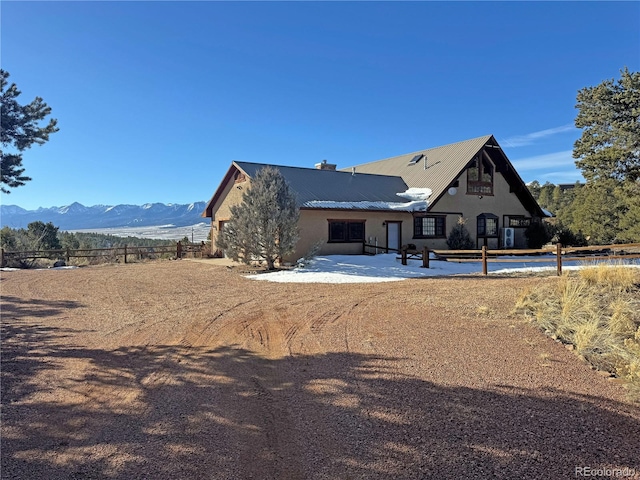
[209,177,251,250]
[425,168,533,249]
[295,210,412,261]
[208,161,537,261]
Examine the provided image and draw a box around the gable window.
[328,220,365,243]
[414,216,446,238]
[477,213,498,237]
[234,171,247,183]
[467,155,494,195]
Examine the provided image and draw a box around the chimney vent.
[315,159,336,171]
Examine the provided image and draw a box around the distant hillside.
[0,201,207,230]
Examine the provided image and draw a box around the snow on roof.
[302,200,427,211]
[302,188,431,212]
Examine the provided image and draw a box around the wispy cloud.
[500,124,575,148]
[537,171,584,183]
[511,150,584,183]
[511,150,575,171]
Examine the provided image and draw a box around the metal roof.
[233,161,410,208]
[341,135,493,201]
[341,135,545,217]
[203,136,545,218]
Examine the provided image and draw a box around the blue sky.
[1,1,639,210]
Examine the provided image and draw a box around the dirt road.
[2,261,639,479]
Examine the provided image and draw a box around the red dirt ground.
[1,260,639,479]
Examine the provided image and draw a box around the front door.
[386,221,401,252]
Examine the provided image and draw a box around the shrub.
[551,223,588,247]
[446,217,474,250]
[525,220,553,248]
[514,265,640,401]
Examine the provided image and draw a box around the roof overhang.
[201,162,244,218]
[426,135,546,218]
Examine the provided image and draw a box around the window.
[328,220,365,243]
[508,217,531,228]
[467,155,494,194]
[234,171,247,184]
[477,214,498,237]
[414,216,446,238]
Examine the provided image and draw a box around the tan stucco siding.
[208,159,537,260]
[295,210,412,260]
[426,170,532,248]
[209,177,251,249]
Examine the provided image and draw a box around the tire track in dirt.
[4,265,640,480]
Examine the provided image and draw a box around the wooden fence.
[1,241,206,267]
[363,242,640,276]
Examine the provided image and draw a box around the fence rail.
[363,242,640,275]
[1,241,206,267]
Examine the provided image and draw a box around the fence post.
[482,245,488,275]
[401,246,407,265]
[124,245,128,264]
[177,241,182,259]
[1,248,4,268]
[556,242,562,276]
[422,246,429,268]
[65,247,70,263]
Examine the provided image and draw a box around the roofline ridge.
[234,160,404,179]
[342,134,494,169]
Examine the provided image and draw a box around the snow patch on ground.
[246,253,640,284]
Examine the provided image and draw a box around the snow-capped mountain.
[0,201,208,230]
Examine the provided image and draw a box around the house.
[202,135,546,262]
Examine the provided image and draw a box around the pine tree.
[569,68,640,243]
[446,217,474,250]
[573,68,640,183]
[1,70,59,193]
[216,167,299,269]
[616,180,640,242]
[569,180,623,245]
[26,221,61,251]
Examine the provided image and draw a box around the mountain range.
[0,201,208,230]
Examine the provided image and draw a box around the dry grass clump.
[578,261,639,291]
[514,264,640,401]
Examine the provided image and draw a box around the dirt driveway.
[2,261,639,479]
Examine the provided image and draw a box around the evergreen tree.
[1,70,59,193]
[569,68,640,243]
[616,180,640,242]
[59,231,80,250]
[573,68,640,183]
[525,220,553,249]
[537,182,555,211]
[570,180,624,245]
[26,221,61,250]
[527,180,541,201]
[446,217,474,249]
[0,226,17,250]
[216,167,299,270]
